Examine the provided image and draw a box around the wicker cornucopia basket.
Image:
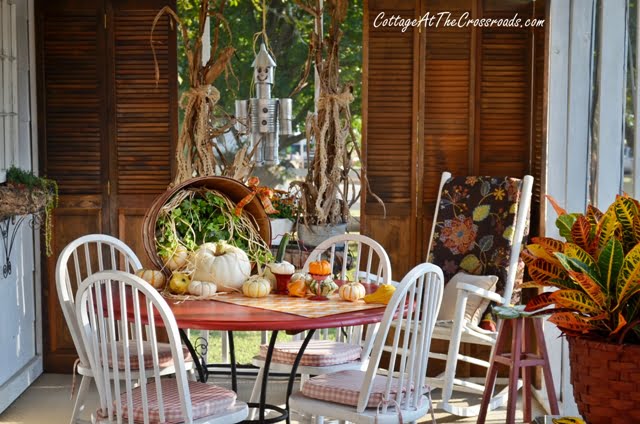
[142,176,271,273]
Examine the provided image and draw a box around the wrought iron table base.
[179,328,318,423]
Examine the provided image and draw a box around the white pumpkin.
[242,275,271,298]
[267,261,295,275]
[339,281,366,302]
[188,280,218,297]
[190,241,251,292]
[135,269,166,290]
[162,244,189,270]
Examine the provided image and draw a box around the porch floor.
[0,373,543,423]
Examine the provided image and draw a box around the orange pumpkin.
[309,260,331,276]
[287,277,307,297]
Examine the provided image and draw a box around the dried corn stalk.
[151,0,236,185]
[292,0,383,226]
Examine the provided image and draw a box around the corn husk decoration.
[151,0,236,185]
[291,0,384,226]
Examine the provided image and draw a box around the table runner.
[212,292,384,318]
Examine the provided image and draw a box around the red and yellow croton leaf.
[597,205,621,250]
[549,289,602,315]
[548,312,595,334]
[524,292,554,312]
[616,243,640,308]
[571,215,595,254]
[611,312,627,336]
[614,195,639,250]
[567,271,606,308]
[563,243,598,273]
[596,237,623,296]
[546,195,567,216]
[529,258,567,285]
[524,242,561,265]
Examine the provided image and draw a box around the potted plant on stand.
[268,187,300,246]
[523,195,640,423]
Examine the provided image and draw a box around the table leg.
[285,329,316,424]
[179,329,207,383]
[228,331,238,393]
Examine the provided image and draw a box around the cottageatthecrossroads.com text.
[373,11,545,32]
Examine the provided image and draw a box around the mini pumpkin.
[308,259,331,276]
[242,275,271,298]
[162,245,189,271]
[268,261,295,275]
[287,278,307,298]
[188,280,218,297]
[339,281,366,302]
[190,241,251,292]
[363,284,396,305]
[308,277,339,297]
[135,269,166,290]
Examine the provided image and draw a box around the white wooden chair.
[75,270,248,423]
[426,172,534,416]
[289,262,444,423]
[56,234,192,423]
[249,234,392,416]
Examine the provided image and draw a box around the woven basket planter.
[0,184,48,221]
[568,336,640,423]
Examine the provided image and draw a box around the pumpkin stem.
[214,242,226,256]
[275,233,291,262]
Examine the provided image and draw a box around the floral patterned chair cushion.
[428,176,527,309]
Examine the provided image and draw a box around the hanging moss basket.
[0,184,50,221]
[0,167,58,256]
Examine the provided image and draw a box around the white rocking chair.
[426,172,533,416]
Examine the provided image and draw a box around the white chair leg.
[70,375,92,424]
[248,366,265,420]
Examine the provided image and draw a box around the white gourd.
[267,261,295,275]
[190,241,251,292]
[163,245,189,270]
[135,269,166,290]
[339,281,366,302]
[242,276,271,298]
[188,280,218,297]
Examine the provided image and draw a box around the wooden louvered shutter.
[476,1,531,176]
[38,0,176,373]
[363,0,546,276]
[38,0,107,373]
[362,0,420,277]
[420,0,474,255]
[109,0,176,262]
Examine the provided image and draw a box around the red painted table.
[164,293,387,424]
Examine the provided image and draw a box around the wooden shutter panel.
[362,0,419,277]
[41,9,105,195]
[38,0,107,373]
[109,0,176,261]
[477,2,531,176]
[112,4,174,195]
[423,0,473,190]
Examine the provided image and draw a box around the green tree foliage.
[176,0,362,151]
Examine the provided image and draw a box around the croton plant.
[523,194,640,344]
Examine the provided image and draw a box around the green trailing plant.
[155,187,273,268]
[3,166,58,256]
[523,194,640,344]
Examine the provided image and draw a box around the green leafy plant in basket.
[2,166,58,256]
[523,194,640,344]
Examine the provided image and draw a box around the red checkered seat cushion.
[301,369,414,408]
[106,341,191,370]
[260,340,362,367]
[118,379,237,423]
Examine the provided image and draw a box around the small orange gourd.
[309,259,331,276]
[287,277,307,297]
